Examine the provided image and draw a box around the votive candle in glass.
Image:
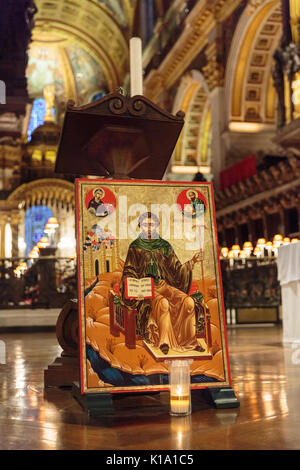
[167,360,193,416]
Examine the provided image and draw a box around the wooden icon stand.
[44,91,239,415]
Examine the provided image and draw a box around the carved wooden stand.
[44,299,79,387]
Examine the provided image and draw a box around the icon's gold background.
[81,182,214,280]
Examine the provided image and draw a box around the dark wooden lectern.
[55,92,185,179]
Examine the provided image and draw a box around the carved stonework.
[216,153,300,213]
[216,152,300,244]
[143,0,242,100]
[247,0,268,14]
[273,40,300,127]
[7,178,75,210]
[202,40,225,91]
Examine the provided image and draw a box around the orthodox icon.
[85,187,116,218]
[76,180,231,393]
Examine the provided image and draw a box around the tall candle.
[130,37,143,96]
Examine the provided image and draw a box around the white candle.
[170,385,191,415]
[130,37,143,96]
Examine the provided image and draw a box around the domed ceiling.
[27,41,108,106]
[26,0,137,107]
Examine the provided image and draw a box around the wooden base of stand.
[44,354,80,388]
[44,299,79,388]
[71,383,239,417]
[200,386,240,409]
[72,382,114,416]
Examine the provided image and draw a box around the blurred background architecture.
[0,0,300,321]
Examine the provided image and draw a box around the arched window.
[25,206,53,256]
[27,98,56,142]
[91,92,106,102]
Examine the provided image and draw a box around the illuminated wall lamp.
[228,250,235,267]
[253,247,262,258]
[265,241,273,257]
[221,247,229,258]
[273,234,283,247]
[239,250,247,265]
[243,241,253,257]
[256,238,266,256]
[231,245,240,258]
[47,217,59,229]
[37,237,50,249]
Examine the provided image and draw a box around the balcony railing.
[0,256,76,309]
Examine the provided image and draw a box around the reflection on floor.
[0,324,300,450]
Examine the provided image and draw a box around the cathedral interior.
[1,0,300,452]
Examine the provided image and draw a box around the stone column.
[10,211,20,258]
[0,214,8,258]
[209,87,226,188]
[203,38,226,189]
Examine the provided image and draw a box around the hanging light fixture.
[221,247,229,258]
[239,250,247,264]
[44,223,55,235]
[273,234,283,247]
[256,238,266,257]
[265,241,273,257]
[28,248,39,258]
[231,245,240,258]
[253,247,262,258]
[37,236,50,249]
[228,250,235,267]
[243,241,253,257]
[47,217,59,229]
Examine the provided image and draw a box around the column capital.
[202,39,225,91]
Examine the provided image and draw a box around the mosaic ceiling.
[27,42,108,106]
[26,0,136,106]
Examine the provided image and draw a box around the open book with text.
[124,277,154,299]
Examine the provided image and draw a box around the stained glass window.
[25,206,53,256]
[27,98,56,142]
[92,92,106,102]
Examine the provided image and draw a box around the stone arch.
[8,178,75,257]
[8,178,75,210]
[172,71,211,170]
[225,0,282,128]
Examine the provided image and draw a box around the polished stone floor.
[0,324,299,450]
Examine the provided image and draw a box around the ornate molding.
[66,92,185,122]
[32,0,129,91]
[247,0,269,15]
[215,154,300,215]
[203,40,225,91]
[143,0,244,101]
[7,178,75,209]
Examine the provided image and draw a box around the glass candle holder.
[166,360,193,416]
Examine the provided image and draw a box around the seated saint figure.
[120,212,204,355]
